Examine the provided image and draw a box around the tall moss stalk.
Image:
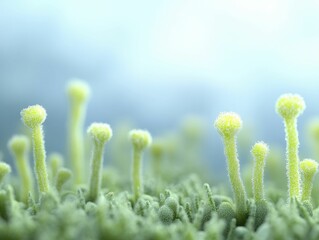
[215,112,247,225]
[21,105,49,193]
[67,80,90,185]
[251,142,269,202]
[276,94,305,199]
[129,129,152,202]
[8,135,33,203]
[87,123,112,202]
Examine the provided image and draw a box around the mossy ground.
[1,88,319,240]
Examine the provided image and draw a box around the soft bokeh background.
[1,0,319,178]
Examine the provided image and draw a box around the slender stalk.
[17,154,33,202]
[69,102,86,184]
[132,150,142,200]
[67,81,90,185]
[251,142,269,202]
[224,137,247,221]
[215,112,247,225]
[276,94,305,200]
[284,118,300,198]
[87,123,112,202]
[21,105,50,194]
[88,141,105,201]
[129,129,152,202]
[302,176,313,201]
[300,159,318,201]
[8,135,33,204]
[32,125,49,193]
[49,153,63,183]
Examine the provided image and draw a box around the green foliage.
[2,86,319,239]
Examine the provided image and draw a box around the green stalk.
[87,123,112,202]
[16,154,33,202]
[88,141,105,201]
[129,129,152,202]
[132,150,142,200]
[284,118,300,198]
[224,137,247,222]
[49,153,63,183]
[214,112,247,225]
[8,135,33,204]
[69,102,86,185]
[300,159,318,201]
[276,94,305,200]
[302,175,313,201]
[251,142,269,202]
[33,125,49,193]
[21,105,50,194]
[67,81,90,185]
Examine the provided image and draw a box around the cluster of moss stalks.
[1,82,319,239]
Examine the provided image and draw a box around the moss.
[2,86,319,239]
[276,94,305,200]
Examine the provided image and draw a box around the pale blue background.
[1,0,319,176]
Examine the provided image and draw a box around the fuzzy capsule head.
[8,135,30,155]
[251,141,269,160]
[214,112,242,138]
[21,105,47,129]
[276,94,305,120]
[87,123,113,145]
[0,162,11,179]
[308,119,319,140]
[57,168,72,182]
[67,80,90,103]
[49,153,63,165]
[129,129,152,151]
[300,159,318,178]
[150,140,165,158]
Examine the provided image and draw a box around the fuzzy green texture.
[129,129,152,201]
[204,183,216,211]
[8,135,33,203]
[21,105,49,193]
[5,83,319,239]
[251,142,269,202]
[217,202,236,235]
[67,80,90,185]
[276,94,305,199]
[214,112,247,225]
[87,123,112,202]
[300,159,318,201]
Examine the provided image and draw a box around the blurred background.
[1,0,319,179]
